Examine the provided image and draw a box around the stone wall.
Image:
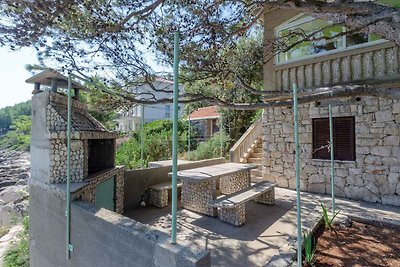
[262,96,400,206]
[50,139,85,183]
[76,167,125,214]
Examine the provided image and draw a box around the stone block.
[393,102,400,114]
[375,110,394,122]
[308,183,325,194]
[370,146,391,157]
[384,124,399,135]
[388,173,399,184]
[309,174,325,184]
[346,175,363,186]
[276,175,289,188]
[382,195,400,206]
[384,136,400,146]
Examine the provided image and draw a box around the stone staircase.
[230,118,264,183]
[240,138,263,182]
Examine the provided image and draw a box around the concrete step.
[250,175,264,183]
[251,169,263,177]
[247,158,262,164]
[253,148,263,153]
[251,152,262,158]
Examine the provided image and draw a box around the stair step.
[251,152,262,158]
[247,158,262,164]
[253,148,263,153]
[251,169,263,176]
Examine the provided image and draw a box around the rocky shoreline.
[0,149,30,227]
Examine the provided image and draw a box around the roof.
[25,70,88,91]
[189,106,220,121]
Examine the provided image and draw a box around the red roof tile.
[189,106,219,120]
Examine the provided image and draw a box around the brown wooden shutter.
[312,118,330,160]
[333,117,355,161]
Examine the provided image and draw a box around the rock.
[370,146,391,157]
[333,214,352,229]
[382,195,400,206]
[375,110,394,122]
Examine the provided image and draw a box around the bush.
[4,216,29,267]
[115,120,192,169]
[189,132,231,161]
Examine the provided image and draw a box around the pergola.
[56,31,338,266]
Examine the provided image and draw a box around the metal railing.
[229,118,263,163]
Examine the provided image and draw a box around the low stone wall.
[75,167,125,214]
[263,96,400,206]
[124,158,225,210]
[29,181,210,267]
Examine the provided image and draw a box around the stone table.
[169,163,257,217]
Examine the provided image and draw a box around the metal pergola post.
[171,31,180,244]
[66,73,72,259]
[329,104,336,214]
[293,83,302,266]
[220,112,223,157]
[187,107,191,162]
[141,104,145,169]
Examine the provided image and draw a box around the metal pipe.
[329,104,336,214]
[171,31,180,244]
[220,113,223,157]
[293,83,302,266]
[188,107,191,162]
[66,74,72,259]
[141,104,145,168]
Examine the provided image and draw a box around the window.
[165,105,171,119]
[276,15,383,63]
[312,117,355,161]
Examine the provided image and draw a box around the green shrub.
[303,231,316,267]
[4,216,29,267]
[189,132,231,161]
[320,202,340,230]
[115,120,191,169]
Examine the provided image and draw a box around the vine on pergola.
[1,0,400,109]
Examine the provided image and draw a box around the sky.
[0,47,37,109]
[0,45,171,109]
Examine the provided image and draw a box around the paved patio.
[125,188,400,266]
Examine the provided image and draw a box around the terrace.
[125,185,400,266]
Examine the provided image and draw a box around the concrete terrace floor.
[125,188,400,267]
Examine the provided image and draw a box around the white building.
[115,78,184,132]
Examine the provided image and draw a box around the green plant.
[188,132,231,161]
[320,202,340,230]
[115,120,190,169]
[4,216,29,267]
[303,231,316,267]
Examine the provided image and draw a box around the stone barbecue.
[28,70,124,214]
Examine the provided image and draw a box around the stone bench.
[149,181,182,208]
[209,181,276,226]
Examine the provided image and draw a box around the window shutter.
[334,117,355,161]
[312,119,330,160]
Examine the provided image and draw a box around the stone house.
[260,9,400,206]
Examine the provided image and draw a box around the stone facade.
[263,97,400,206]
[50,139,85,183]
[76,167,125,214]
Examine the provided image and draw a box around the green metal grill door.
[95,176,115,211]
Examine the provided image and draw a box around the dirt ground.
[313,221,400,267]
